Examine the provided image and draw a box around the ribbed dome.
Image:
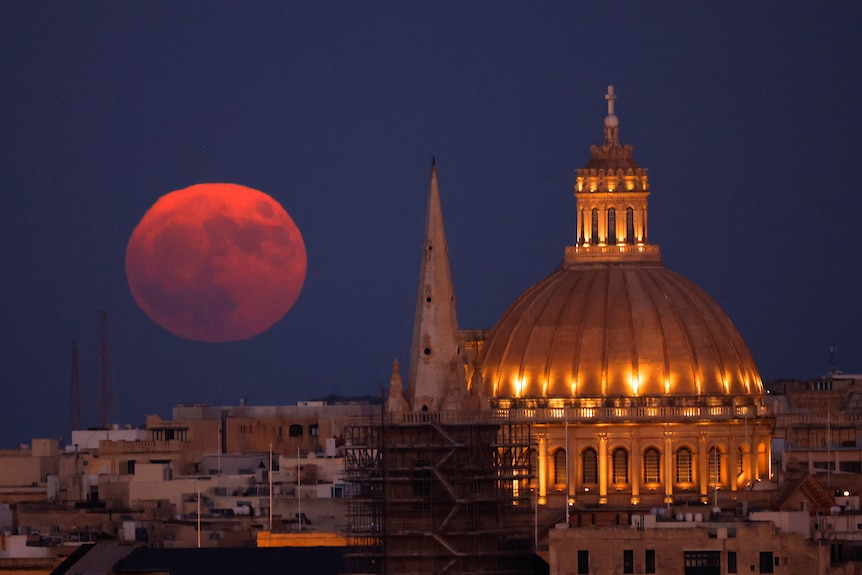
[480,261,763,399]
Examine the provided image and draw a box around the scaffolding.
[344,414,535,575]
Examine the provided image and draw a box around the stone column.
[698,431,708,503]
[598,432,609,504]
[728,431,738,493]
[537,433,548,506]
[751,430,759,480]
[598,206,607,245]
[642,207,648,243]
[630,431,640,505]
[664,430,674,504]
[568,431,577,504]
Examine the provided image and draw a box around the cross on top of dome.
[603,85,620,144]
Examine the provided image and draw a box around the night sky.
[3,3,861,447]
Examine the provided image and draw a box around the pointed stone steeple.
[406,159,466,412]
[385,359,409,415]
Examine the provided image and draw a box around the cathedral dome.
[479,86,763,402]
[480,260,763,399]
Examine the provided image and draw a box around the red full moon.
[125,183,307,343]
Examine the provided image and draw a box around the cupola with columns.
[569,85,659,263]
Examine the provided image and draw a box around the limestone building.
[393,86,773,511]
[478,87,773,510]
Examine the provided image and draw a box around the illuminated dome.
[480,86,763,402]
[480,261,762,399]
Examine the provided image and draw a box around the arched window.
[612,448,628,484]
[579,209,585,244]
[289,424,303,438]
[643,448,661,483]
[737,447,745,478]
[675,447,693,483]
[626,207,635,244]
[590,208,599,244]
[709,447,722,485]
[582,448,598,484]
[607,208,617,245]
[553,450,567,485]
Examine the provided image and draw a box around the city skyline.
[2,3,861,446]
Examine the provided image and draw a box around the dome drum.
[490,394,764,425]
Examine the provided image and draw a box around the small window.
[643,448,660,483]
[553,449,567,485]
[309,424,319,437]
[625,207,635,244]
[289,424,303,438]
[676,447,693,483]
[582,448,598,484]
[623,549,633,574]
[612,448,628,484]
[728,551,737,573]
[684,551,720,569]
[607,207,617,245]
[709,446,722,485]
[578,550,589,574]
[645,549,655,574]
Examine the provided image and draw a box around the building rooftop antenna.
[97,310,114,428]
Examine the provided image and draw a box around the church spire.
[405,160,466,412]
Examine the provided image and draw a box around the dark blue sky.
[2,3,861,446]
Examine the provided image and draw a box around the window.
[645,549,655,574]
[623,549,633,574]
[626,207,635,244]
[759,551,774,573]
[607,208,617,244]
[553,449,567,485]
[737,447,745,477]
[578,550,589,574]
[612,448,628,484]
[579,209,585,243]
[309,424,319,437]
[728,551,737,573]
[582,448,598,484]
[684,551,720,573]
[643,448,661,483]
[709,447,721,485]
[676,447,693,483]
[289,424,303,438]
[591,208,599,244]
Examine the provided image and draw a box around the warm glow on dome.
[480,264,763,401]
